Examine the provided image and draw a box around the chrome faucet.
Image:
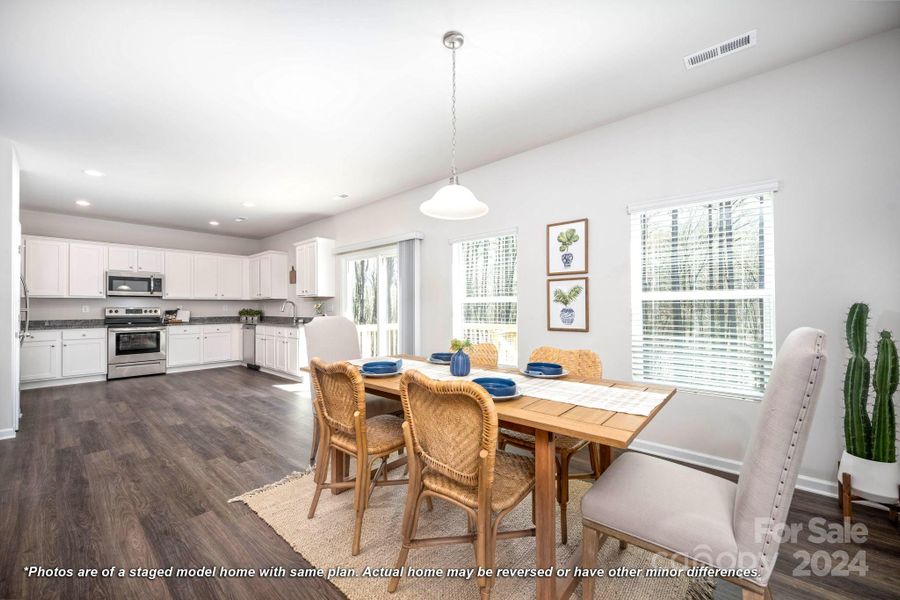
[280,300,299,325]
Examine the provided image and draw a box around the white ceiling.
[2,1,898,238]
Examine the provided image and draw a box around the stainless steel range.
[105,307,167,380]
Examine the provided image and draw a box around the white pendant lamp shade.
[421,31,487,220]
[420,182,489,220]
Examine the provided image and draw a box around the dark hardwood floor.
[1,367,896,600]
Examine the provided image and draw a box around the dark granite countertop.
[22,315,317,331]
[25,319,106,331]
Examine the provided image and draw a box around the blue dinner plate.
[429,352,453,363]
[472,377,517,398]
[361,360,402,374]
[526,362,564,375]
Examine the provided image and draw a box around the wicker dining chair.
[307,358,408,556]
[459,343,499,369]
[388,370,536,599]
[499,346,606,545]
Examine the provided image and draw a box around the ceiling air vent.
[684,30,757,70]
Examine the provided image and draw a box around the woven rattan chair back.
[309,358,365,435]
[399,370,498,487]
[455,343,499,369]
[528,346,602,379]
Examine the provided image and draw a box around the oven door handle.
[109,327,166,334]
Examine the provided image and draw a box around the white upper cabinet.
[192,254,219,299]
[68,242,107,297]
[24,237,68,297]
[164,251,194,299]
[294,237,335,297]
[137,248,165,273]
[108,245,165,273]
[248,251,287,299]
[219,256,246,299]
[107,245,138,271]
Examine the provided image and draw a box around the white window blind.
[452,233,518,365]
[630,192,776,399]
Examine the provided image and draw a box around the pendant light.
[420,31,489,220]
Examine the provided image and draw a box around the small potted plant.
[239,308,262,324]
[837,302,899,508]
[553,284,583,325]
[450,338,472,376]
[557,228,580,268]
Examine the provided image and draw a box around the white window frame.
[451,229,518,367]
[629,184,777,400]
[340,245,399,358]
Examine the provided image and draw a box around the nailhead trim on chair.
[756,333,824,576]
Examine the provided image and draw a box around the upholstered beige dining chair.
[500,346,605,544]
[307,358,408,556]
[581,327,827,600]
[388,370,536,599]
[305,316,402,465]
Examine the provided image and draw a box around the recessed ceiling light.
[209,221,220,226]
[82,169,104,177]
[233,217,247,222]
[334,193,349,200]
[74,199,91,207]
[242,201,256,208]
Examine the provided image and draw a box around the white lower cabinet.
[254,325,307,377]
[61,329,107,377]
[21,329,106,383]
[167,324,243,368]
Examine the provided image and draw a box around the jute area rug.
[230,471,714,600]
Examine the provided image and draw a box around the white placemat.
[348,358,668,416]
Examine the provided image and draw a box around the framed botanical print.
[546,218,588,276]
[547,277,589,332]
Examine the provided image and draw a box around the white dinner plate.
[519,369,569,379]
[427,358,451,365]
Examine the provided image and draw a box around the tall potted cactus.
[837,303,900,504]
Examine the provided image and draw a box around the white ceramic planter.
[838,450,900,504]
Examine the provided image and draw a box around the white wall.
[1,138,21,439]
[20,209,264,319]
[260,29,900,486]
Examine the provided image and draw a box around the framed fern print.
[546,218,588,276]
[547,277,589,332]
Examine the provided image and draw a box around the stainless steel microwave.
[106,271,164,297]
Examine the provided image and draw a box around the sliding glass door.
[342,247,399,358]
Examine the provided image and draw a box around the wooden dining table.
[336,356,676,600]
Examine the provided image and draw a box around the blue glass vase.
[450,349,471,376]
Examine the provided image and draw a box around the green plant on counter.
[450,338,472,352]
[842,302,899,463]
[239,308,263,317]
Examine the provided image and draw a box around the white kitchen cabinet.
[274,336,288,372]
[61,329,106,377]
[164,251,193,299]
[107,245,138,271]
[137,248,165,273]
[192,254,219,299]
[167,331,203,367]
[254,326,306,377]
[264,335,277,369]
[255,333,266,366]
[248,251,287,299]
[219,256,245,299]
[202,331,232,363]
[68,242,107,297]
[24,237,68,297]
[20,331,61,381]
[294,237,335,297]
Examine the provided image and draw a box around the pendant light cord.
[450,47,457,184]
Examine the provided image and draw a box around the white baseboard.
[629,439,839,498]
[20,374,106,390]
[0,428,15,441]
[258,367,305,383]
[166,361,245,374]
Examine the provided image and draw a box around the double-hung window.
[451,232,518,366]
[630,188,776,399]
